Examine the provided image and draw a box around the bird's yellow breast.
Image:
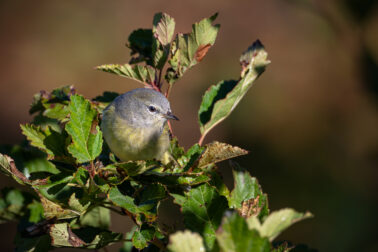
[101,104,170,161]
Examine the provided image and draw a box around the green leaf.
[27,200,44,223]
[177,143,205,171]
[108,186,139,215]
[152,12,175,69]
[138,171,210,187]
[229,162,269,219]
[21,124,68,161]
[115,160,160,176]
[0,188,29,223]
[171,183,228,250]
[24,158,60,175]
[127,28,153,64]
[198,141,248,168]
[132,224,156,249]
[120,226,137,252]
[65,95,103,163]
[198,40,270,140]
[153,13,175,46]
[43,103,69,120]
[96,64,156,85]
[0,153,30,185]
[80,206,110,229]
[168,230,205,252]
[73,167,89,187]
[166,13,220,84]
[216,212,271,252]
[67,193,90,213]
[247,208,313,241]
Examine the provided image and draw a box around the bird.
[101,88,178,162]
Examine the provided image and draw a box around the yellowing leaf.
[198,142,248,167]
[168,230,205,252]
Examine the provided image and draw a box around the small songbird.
[101,88,178,162]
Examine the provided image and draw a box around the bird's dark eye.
[148,105,157,112]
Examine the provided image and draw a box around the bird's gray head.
[113,88,178,128]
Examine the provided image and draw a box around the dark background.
[0,1,377,251]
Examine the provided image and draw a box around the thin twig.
[198,133,206,146]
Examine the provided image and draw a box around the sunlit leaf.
[165,13,219,84]
[0,153,30,185]
[216,212,271,252]
[229,162,268,219]
[198,40,270,140]
[198,142,248,168]
[168,230,205,252]
[65,95,103,163]
[96,64,156,85]
[80,206,110,229]
[171,183,228,250]
[247,208,313,241]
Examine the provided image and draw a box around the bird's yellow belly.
[102,106,170,161]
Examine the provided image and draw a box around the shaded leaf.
[24,158,60,175]
[115,160,160,176]
[108,186,139,215]
[127,29,153,64]
[72,227,123,249]
[247,208,313,241]
[27,200,44,223]
[80,206,110,229]
[65,95,103,163]
[14,234,51,252]
[96,64,156,85]
[171,183,228,250]
[0,153,30,185]
[132,224,156,249]
[198,142,248,168]
[21,124,68,161]
[198,40,270,140]
[216,212,271,252]
[168,230,205,252]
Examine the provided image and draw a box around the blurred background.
[0,0,377,251]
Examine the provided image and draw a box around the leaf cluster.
[0,13,314,252]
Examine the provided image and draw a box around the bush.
[0,13,313,251]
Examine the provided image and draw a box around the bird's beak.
[164,111,179,121]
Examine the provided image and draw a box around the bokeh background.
[1,0,377,251]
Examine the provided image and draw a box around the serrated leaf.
[65,95,103,163]
[80,206,110,229]
[153,13,175,46]
[198,142,248,167]
[73,167,89,187]
[43,103,69,120]
[171,183,228,250]
[168,230,205,252]
[216,212,271,252]
[96,64,156,85]
[166,13,219,84]
[108,186,139,215]
[247,208,313,241]
[229,162,269,219]
[132,224,156,249]
[21,124,67,161]
[198,40,270,140]
[0,153,30,185]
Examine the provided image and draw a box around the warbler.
[101,88,178,162]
